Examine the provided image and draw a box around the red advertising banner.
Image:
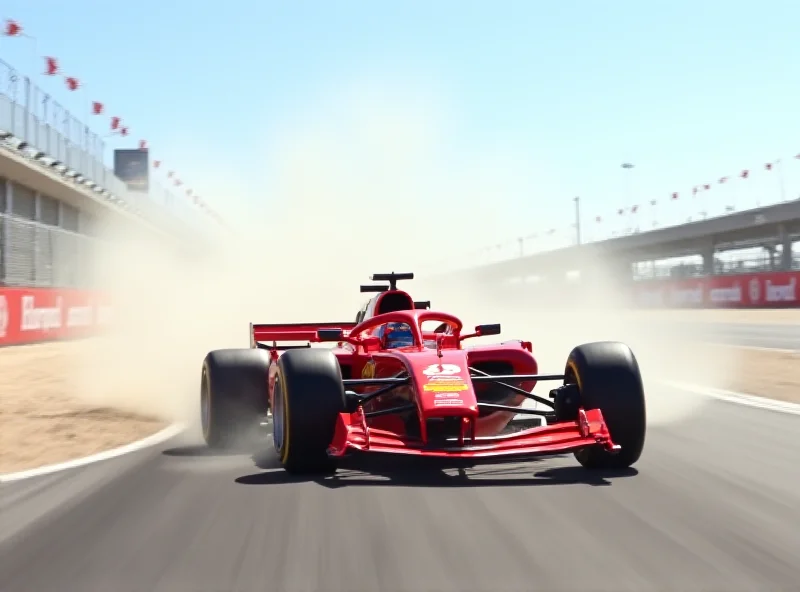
[0,287,112,346]
[631,271,800,308]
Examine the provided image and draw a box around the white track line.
[702,341,800,354]
[0,422,186,483]
[664,381,800,416]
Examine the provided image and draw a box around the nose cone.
[412,351,479,419]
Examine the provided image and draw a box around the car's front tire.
[272,348,346,474]
[564,341,647,469]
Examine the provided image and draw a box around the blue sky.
[2,1,800,265]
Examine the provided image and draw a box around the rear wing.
[250,322,357,350]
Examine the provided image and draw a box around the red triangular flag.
[4,20,22,36]
[44,57,58,75]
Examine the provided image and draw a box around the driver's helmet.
[377,322,414,349]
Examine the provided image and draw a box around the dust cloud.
[69,81,732,433]
[70,81,472,430]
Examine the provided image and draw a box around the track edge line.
[662,380,800,415]
[0,422,187,483]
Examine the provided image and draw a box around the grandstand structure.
[0,56,214,290]
[435,180,800,287]
[434,202,799,286]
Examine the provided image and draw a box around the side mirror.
[475,323,501,336]
[317,328,344,342]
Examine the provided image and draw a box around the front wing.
[327,408,620,460]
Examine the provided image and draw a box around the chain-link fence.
[0,212,100,289]
[0,171,100,290]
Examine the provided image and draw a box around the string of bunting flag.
[594,156,798,225]
[2,18,224,227]
[461,152,800,267]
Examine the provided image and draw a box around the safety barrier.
[631,270,800,308]
[0,212,101,289]
[0,286,109,346]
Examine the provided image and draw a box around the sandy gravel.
[0,340,167,474]
[701,344,800,403]
[629,310,800,401]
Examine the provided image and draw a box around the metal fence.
[633,249,800,281]
[0,59,105,180]
[0,212,100,289]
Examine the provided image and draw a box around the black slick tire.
[272,348,346,475]
[565,341,647,469]
[201,348,271,450]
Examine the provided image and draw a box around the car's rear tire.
[201,349,271,450]
[565,341,646,470]
[273,348,346,474]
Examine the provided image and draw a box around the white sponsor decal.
[66,306,94,328]
[765,278,796,302]
[669,285,704,305]
[18,296,101,332]
[20,295,63,332]
[434,398,464,407]
[749,278,761,303]
[422,363,461,376]
[708,282,742,304]
[632,273,800,309]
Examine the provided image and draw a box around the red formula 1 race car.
[200,272,646,474]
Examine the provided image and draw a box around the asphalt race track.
[2,384,800,592]
[679,321,800,350]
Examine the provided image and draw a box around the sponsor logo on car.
[422,363,461,376]
[423,375,468,392]
[434,398,464,407]
[423,382,468,392]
